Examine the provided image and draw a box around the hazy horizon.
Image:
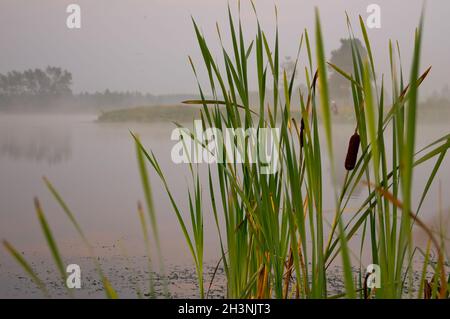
[1,0,449,97]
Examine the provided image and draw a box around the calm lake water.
[0,113,449,297]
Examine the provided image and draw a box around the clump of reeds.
[137,4,449,299]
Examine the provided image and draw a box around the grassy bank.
[95,103,450,125]
[96,105,202,123]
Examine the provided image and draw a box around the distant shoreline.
[0,103,448,125]
[96,104,203,124]
[95,103,450,124]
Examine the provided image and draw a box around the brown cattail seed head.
[345,132,360,171]
[300,118,305,148]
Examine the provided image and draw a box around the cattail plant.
[300,118,305,148]
[344,131,360,170]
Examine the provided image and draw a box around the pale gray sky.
[0,0,449,95]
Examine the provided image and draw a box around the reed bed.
[4,4,450,299]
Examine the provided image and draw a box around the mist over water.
[0,115,448,257]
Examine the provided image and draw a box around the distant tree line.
[2,64,447,112]
[423,85,450,109]
[0,66,199,111]
[72,91,199,110]
[0,66,72,96]
[0,67,73,108]
[328,38,368,104]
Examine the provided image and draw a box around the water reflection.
[0,114,448,263]
[0,118,71,164]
